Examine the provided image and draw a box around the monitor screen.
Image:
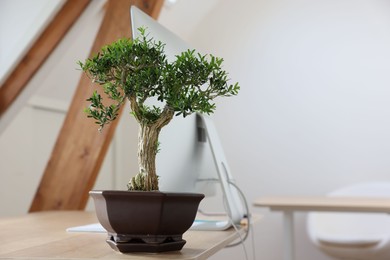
[130,6,217,194]
[130,6,245,225]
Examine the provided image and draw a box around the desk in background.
[254,196,390,260]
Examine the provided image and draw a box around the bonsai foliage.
[80,28,239,191]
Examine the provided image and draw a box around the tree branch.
[154,105,174,129]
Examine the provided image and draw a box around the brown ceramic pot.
[89,190,204,253]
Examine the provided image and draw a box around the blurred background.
[1,0,390,259]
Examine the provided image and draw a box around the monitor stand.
[190,114,246,231]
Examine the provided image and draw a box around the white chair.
[307,182,390,260]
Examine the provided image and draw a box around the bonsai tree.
[79,28,239,191]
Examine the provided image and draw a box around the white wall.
[159,0,390,259]
[0,0,65,84]
[0,0,111,216]
[1,0,390,259]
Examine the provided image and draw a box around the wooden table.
[254,196,390,260]
[0,211,247,260]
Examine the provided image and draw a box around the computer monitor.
[130,6,245,229]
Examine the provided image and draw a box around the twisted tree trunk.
[137,123,160,190]
[128,105,174,191]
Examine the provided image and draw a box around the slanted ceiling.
[0,0,164,211]
[0,0,90,116]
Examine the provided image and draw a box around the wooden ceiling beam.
[29,0,164,212]
[0,0,91,116]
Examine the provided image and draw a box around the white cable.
[250,221,257,260]
[225,181,256,260]
[226,181,250,246]
[230,218,249,260]
[196,175,256,259]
